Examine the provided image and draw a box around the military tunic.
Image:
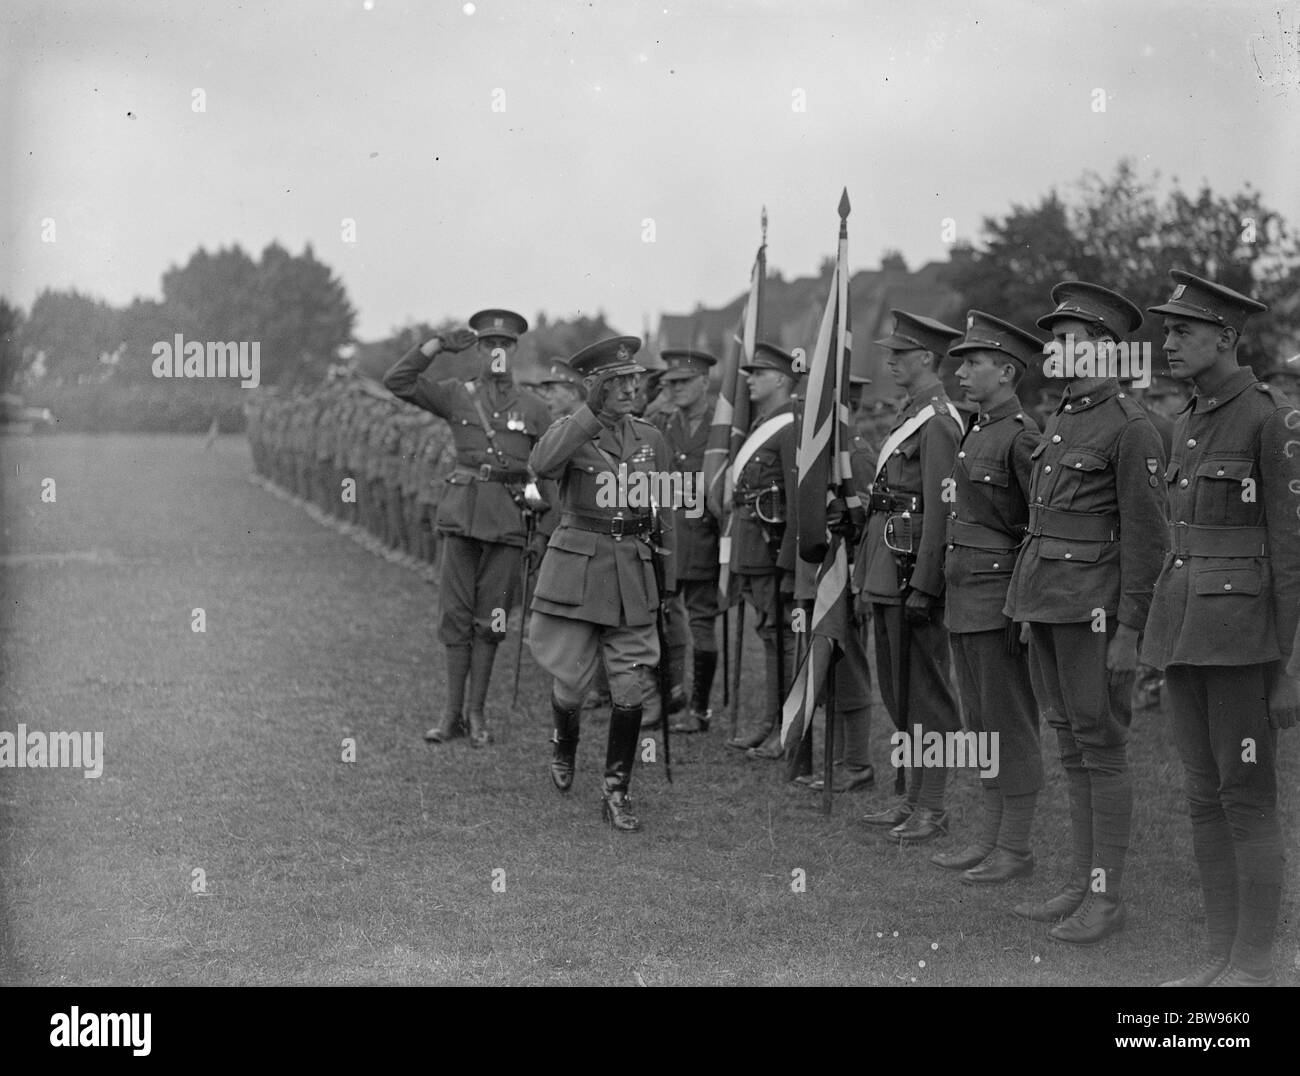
[854,375,963,769]
[1140,369,1300,971]
[527,404,676,708]
[943,395,1042,796]
[384,345,552,646]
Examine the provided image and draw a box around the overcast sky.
[3,0,1298,341]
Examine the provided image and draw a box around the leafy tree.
[18,289,121,385]
[0,299,25,393]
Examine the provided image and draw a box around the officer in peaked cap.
[726,342,801,759]
[932,312,1044,885]
[528,335,676,833]
[1006,281,1166,944]
[857,310,964,841]
[534,357,586,420]
[648,349,721,734]
[383,307,552,749]
[1141,271,1299,986]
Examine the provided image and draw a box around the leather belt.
[1027,504,1118,542]
[454,464,529,483]
[946,518,1021,551]
[1168,523,1267,559]
[869,490,922,514]
[561,511,653,538]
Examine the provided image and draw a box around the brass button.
[1064,404,1073,412]
[1044,465,1052,473]
[958,451,966,459]
[1224,582,1232,591]
[1216,468,1225,476]
[973,425,981,433]
[1064,552,1073,559]
[1052,435,1062,443]
[984,475,991,482]
[1180,478,1189,488]
[993,562,1000,569]
[1174,558,1184,568]
[1187,438,1197,448]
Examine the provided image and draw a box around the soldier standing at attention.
[1141,272,1300,986]
[383,310,553,748]
[857,311,964,842]
[655,349,721,734]
[932,312,1043,883]
[528,336,676,832]
[723,343,800,758]
[1006,281,1167,944]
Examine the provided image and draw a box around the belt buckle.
[478,463,492,481]
[610,515,624,539]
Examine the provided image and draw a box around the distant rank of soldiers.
[244,265,1298,981]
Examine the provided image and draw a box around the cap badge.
[1172,285,1186,300]
[616,345,629,361]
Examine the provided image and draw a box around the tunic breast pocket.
[1054,448,1110,506]
[533,528,598,605]
[963,459,1010,488]
[1194,457,1255,522]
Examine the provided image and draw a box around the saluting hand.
[1268,672,1300,730]
[422,328,477,357]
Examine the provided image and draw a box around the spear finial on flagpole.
[838,188,850,236]
[761,205,768,248]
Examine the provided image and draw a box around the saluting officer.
[1141,272,1300,986]
[383,310,553,748]
[723,343,800,758]
[932,312,1044,883]
[528,336,676,833]
[1006,281,1167,944]
[857,311,964,843]
[654,349,722,734]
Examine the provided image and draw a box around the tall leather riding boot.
[602,703,643,832]
[464,638,498,748]
[549,695,581,793]
[671,651,717,734]
[425,645,471,742]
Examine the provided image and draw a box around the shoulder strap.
[732,412,795,479]
[874,402,961,478]
[462,381,498,446]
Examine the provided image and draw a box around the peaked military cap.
[1147,270,1267,332]
[570,335,645,378]
[741,341,797,379]
[949,310,1045,369]
[469,308,529,341]
[659,348,718,381]
[536,358,583,387]
[874,310,963,355]
[1037,281,1142,338]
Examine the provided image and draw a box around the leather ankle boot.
[549,696,581,793]
[1049,889,1126,944]
[1013,879,1088,922]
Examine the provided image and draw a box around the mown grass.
[0,433,1295,986]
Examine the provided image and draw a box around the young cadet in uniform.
[857,311,964,842]
[723,343,800,758]
[533,358,586,421]
[528,336,676,833]
[1006,281,1166,944]
[383,310,553,748]
[932,312,1043,883]
[1140,272,1300,987]
[653,349,722,734]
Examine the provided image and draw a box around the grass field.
[0,433,1296,986]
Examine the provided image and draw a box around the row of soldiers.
[248,278,1298,987]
